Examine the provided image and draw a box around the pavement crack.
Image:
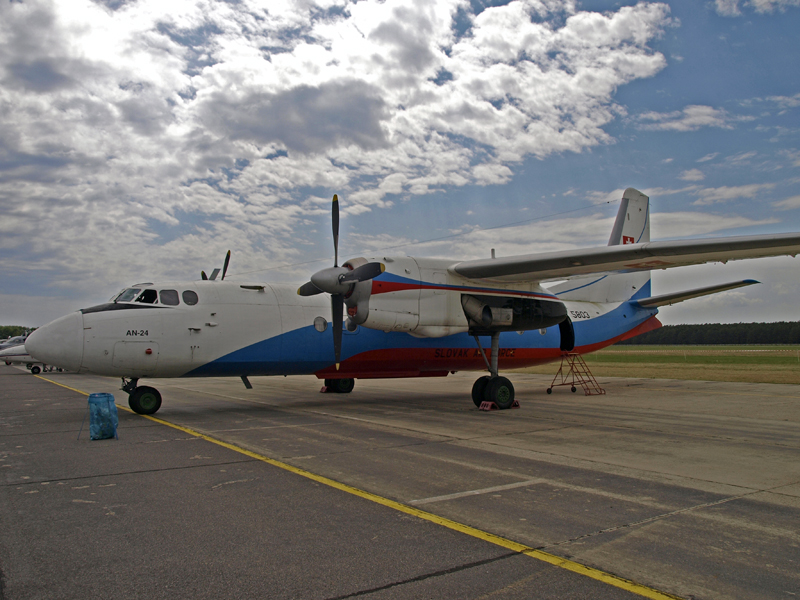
[543,482,797,551]
[1,458,255,487]
[321,552,518,600]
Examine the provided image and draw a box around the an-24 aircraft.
[26,188,800,415]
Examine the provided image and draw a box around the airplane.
[26,188,800,415]
[0,344,48,374]
[0,335,27,351]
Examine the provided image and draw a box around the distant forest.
[621,322,800,345]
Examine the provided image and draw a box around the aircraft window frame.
[135,289,158,304]
[159,289,180,306]
[182,290,199,306]
[114,288,141,303]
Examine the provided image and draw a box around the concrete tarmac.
[2,364,799,599]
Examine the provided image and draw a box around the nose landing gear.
[121,378,163,415]
[471,333,516,410]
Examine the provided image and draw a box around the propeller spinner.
[297,195,385,368]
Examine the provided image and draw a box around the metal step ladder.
[547,353,606,396]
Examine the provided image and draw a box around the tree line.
[0,326,35,340]
[621,322,800,345]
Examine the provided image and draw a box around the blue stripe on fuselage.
[184,282,657,378]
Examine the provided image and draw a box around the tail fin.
[548,188,652,303]
[608,187,650,246]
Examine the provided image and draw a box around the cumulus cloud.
[0,0,674,297]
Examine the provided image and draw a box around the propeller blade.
[297,281,324,296]
[332,194,339,268]
[340,262,385,284]
[332,294,344,369]
[221,250,231,280]
[201,271,208,280]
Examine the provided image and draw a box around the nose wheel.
[121,378,163,415]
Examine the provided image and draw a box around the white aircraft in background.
[26,188,800,415]
[0,344,48,374]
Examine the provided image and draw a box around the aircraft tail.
[548,188,652,303]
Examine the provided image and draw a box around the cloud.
[715,0,800,16]
[0,0,676,301]
[692,183,776,205]
[651,211,777,237]
[679,169,705,181]
[772,195,800,210]
[635,105,736,132]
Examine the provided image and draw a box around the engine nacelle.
[461,295,513,328]
[461,293,567,334]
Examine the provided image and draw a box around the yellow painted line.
[39,376,682,600]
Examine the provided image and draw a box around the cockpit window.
[159,290,179,306]
[135,289,158,304]
[114,288,141,303]
[182,290,199,306]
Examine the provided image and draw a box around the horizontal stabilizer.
[634,279,759,308]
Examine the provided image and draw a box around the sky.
[1,0,799,328]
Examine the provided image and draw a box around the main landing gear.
[322,378,355,394]
[122,378,162,415]
[471,333,516,410]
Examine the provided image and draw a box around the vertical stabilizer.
[608,188,650,246]
[548,188,652,303]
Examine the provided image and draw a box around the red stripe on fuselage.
[315,315,663,379]
[370,280,557,300]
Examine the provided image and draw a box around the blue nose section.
[26,312,84,372]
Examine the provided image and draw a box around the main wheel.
[329,378,355,394]
[30,365,41,375]
[471,376,491,407]
[129,386,162,415]
[485,377,515,410]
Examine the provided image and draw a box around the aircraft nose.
[26,312,84,372]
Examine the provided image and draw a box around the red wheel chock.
[478,400,520,411]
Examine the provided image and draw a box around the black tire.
[330,378,355,394]
[471,376,491,407]
[486,377,515,410]
[546,387,552,394]
[30,366,41,375]
[129,386,162,415]
[571,386,577,393]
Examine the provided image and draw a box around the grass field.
[515,345,800,385]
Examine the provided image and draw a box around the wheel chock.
[478,400,520,411]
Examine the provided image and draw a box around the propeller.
[297,194,385,368]
[200,250,232,281]
[222,250,231,280]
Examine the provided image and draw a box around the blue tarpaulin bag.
[88,393,118,440]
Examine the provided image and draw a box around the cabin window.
[160,289,180,306]
[135,289,158,304]
[182,290,199,306]
[114,288,141,303]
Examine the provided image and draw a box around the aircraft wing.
[450,233,800,283]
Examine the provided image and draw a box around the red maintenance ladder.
[547,353,605,396]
